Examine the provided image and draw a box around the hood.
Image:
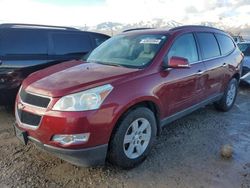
[23,60,139,97]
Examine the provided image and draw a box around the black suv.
[0,23,110,105]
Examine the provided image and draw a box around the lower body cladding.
[14,123,108,166]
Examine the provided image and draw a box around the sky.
[0,0,249,27]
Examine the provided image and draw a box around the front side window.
[52,32,92,55]
[92,34,110,47]
[196,32,220,60]
[167,33,198,64]
[87,34,168,68]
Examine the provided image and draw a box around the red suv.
[14,26,243,169]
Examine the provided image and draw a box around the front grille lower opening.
[17,109,41,127]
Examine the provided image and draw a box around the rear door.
[161,33,207,117]
[195,32,224,99]
[215,33,237,89]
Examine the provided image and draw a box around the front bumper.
[14,123,108,166]
[15,92,116,149]
[31,137,108,167]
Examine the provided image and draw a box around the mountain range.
[76,18,250,40]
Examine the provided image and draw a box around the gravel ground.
[0,87,250,188]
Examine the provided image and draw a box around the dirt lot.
[0,88,250,188]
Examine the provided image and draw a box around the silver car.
[238,42,250,84]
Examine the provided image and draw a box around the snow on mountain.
[78,18,183,35]
[75,18,250,38]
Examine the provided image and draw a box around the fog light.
[52,133,90,145]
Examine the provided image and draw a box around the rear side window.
[52,33,92,55]
[0,29,48,55]
[215,34,235,55]
[196,33,220,60]
[91,34,109,47]
[167,33,198,63]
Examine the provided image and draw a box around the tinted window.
[237,43,250,56]
[216,34,235,55]
[167,33,198,63]
[52,33,92,55]
[196,33,220,59]
[0,29,48,55]
[92,34,109,47]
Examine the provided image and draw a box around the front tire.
[214,78,238,112]
[108,107,157,169]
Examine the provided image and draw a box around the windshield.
[87,34,168,68]
[238,43,250,56]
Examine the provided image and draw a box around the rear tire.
[214,78,238,112]
[108,107,157,169]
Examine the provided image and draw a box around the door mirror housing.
[163,56,190,69]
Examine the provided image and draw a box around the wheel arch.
[108,97,162,150]
[233,72,240,82]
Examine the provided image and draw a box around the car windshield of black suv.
[87,34,168,68]
[238,43,250,56]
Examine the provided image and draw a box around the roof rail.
[123,27,154,32]
[169,25,223,32]
[0,23,79,31]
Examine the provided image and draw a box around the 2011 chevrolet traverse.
[14,26,243,169]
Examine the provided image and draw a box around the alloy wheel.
[226,83,236,107]
[123,118,151,159]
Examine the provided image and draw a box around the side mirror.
[164,56,190,69]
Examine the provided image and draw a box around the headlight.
[52,84,113,111]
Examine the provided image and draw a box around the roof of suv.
[0,23,110,36]
[122,25,226,36]
[0,23,79,31]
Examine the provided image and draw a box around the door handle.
[196,70,204,75]
[222,63,227,67]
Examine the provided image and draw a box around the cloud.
[0,0,249,28]
[0,0,105,26]
[185,6,199,13]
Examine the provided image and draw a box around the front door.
[160,33,206,117]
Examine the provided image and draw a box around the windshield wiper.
[88,60,138,69]
[102,62,124,67]
[89,61,124,67]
